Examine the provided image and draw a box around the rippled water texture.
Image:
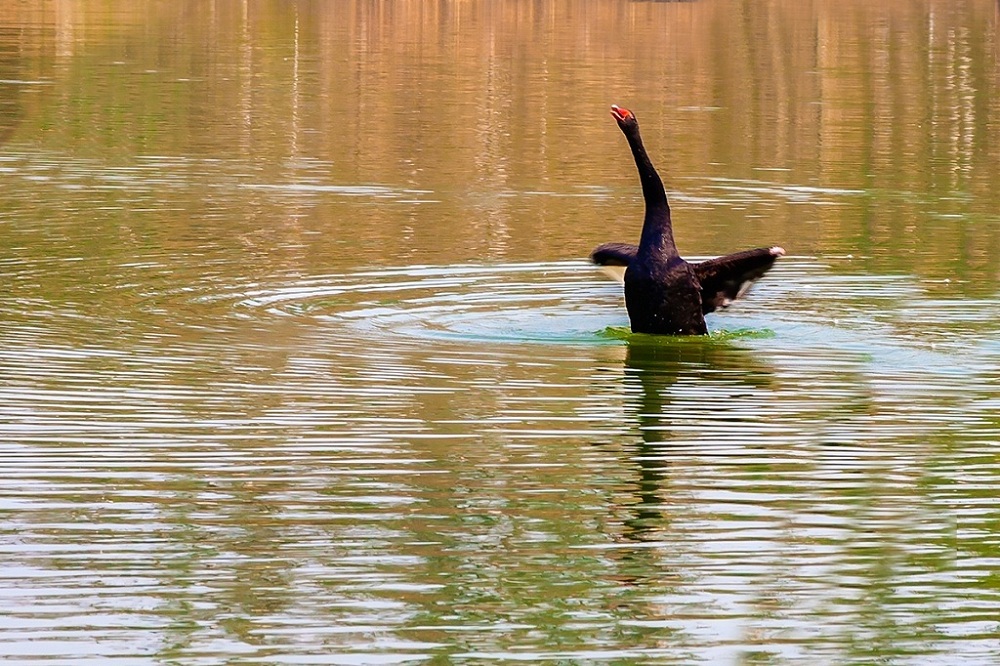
[2,1,1000,664]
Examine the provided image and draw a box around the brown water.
[2,1,1000,663]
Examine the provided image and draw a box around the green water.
[1,1,999,664]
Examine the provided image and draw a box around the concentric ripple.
[221,258,1000,374]
[233,261,628,345]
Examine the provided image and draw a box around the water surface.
[2,1,1000,664]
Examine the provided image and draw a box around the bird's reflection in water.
[618,334,775,543]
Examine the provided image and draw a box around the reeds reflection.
[0,4,999,658]
[0,0,996,284]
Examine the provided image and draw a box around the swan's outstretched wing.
[592,243,785,308]
[590,242,638,284]
[590,242,637,266]
[694,246,784,314]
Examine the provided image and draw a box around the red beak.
[610,105,633,121]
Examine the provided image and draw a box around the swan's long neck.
[625,128,678,260]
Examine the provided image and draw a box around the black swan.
[591,105,784,335]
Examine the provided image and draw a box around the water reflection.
[619,336,776,542]
[1,0,1000,663]
[0,29,25,146]
[1,0,997,278]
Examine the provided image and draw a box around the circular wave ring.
[233,261,627,345]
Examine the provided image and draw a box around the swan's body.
[592,105,784,335]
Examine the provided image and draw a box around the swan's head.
[610,105,638,131]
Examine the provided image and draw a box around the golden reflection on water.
[1,0,998,278]
[1,1,1000,664]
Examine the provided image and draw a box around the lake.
[1,1,999,663]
